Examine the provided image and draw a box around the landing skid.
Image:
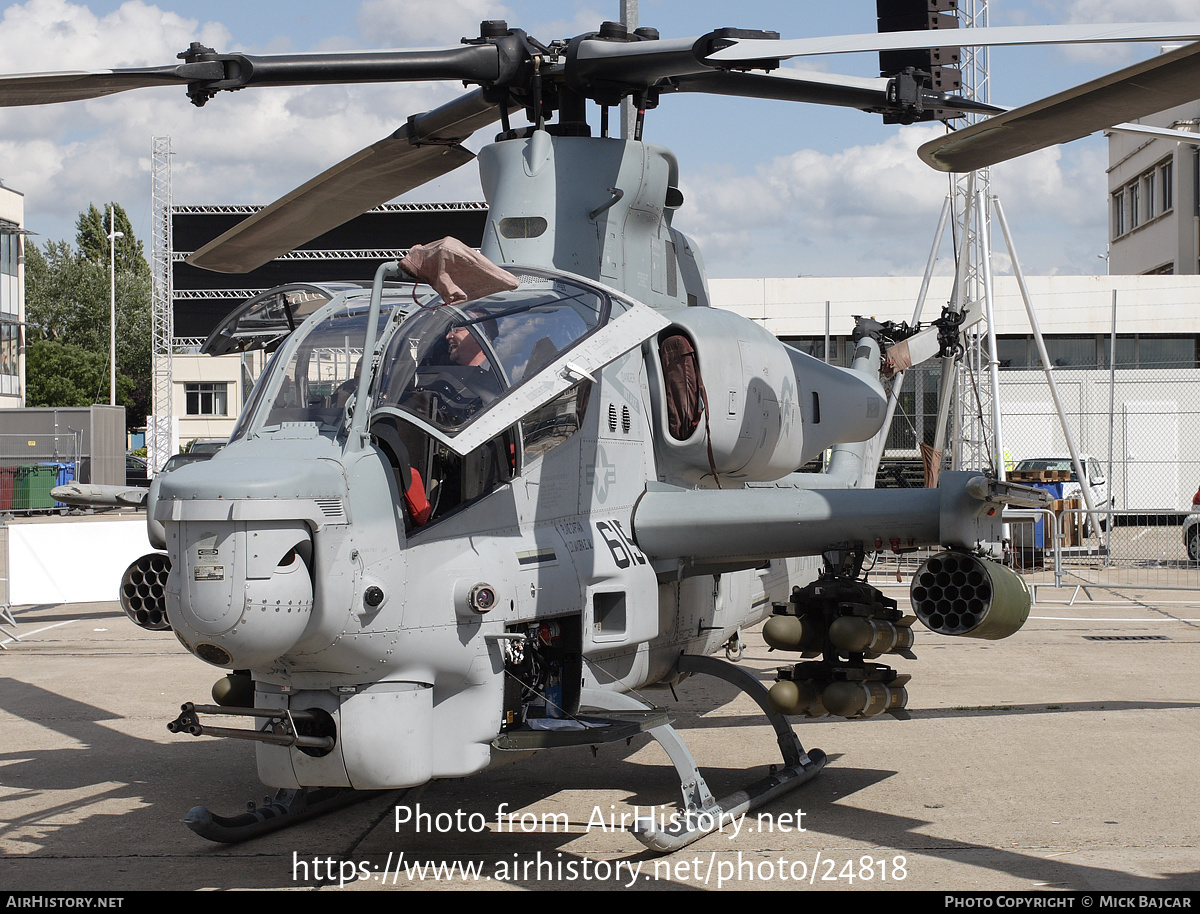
[184,786,390,843]
[582,652,825,854]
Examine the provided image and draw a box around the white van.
[1010,455,1113,535]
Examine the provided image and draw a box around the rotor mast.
[620,0,638,139]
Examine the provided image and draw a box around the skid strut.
[184,786,383,843]
[582,652,825,854]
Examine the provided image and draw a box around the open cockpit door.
[369,270,670,458]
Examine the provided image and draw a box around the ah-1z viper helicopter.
[9,11,1200,852]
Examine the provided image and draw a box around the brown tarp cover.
[921,442,942,489]
[400,236,519,304]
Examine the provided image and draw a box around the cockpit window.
[231,296,403,442]
[372,274,609,436]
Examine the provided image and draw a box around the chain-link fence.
[873,333,1200,599]
[0,432,82,514]
[999,367,1200,512]
[869,503,1200,602]
[883,363,1200,512]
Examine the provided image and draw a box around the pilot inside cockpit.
[375,306,506,433]
[445,310,499,369]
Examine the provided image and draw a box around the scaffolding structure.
[925,0,1005,478]
[149,136,174,473]
[952,0,1002,476]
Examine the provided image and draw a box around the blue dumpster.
[40,462,76,508]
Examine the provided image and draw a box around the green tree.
[24,339,135,408]
[24,204,152,429]
[75,203,148,274]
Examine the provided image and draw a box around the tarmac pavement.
[1,585,1197,893]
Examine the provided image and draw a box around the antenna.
[620,0,638,139]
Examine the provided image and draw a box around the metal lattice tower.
[150,136,174,473]
[946,0,1005,477]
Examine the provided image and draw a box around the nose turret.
[154,443,350,669]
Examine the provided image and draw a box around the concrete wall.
[6,515,153,605]
[710,273,1200,337]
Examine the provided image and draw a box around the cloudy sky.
[1,0,1197,278]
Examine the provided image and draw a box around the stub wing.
[631,472,1049,575]
[50,483,149,508]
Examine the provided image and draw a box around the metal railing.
[870,504,1200,601]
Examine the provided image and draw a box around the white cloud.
[356,0,513,46]
[0,0,1118,282]
[0,0,492,244]
[675,123,1111,279]
[1056,0,1200,22]
[679,125,956,277]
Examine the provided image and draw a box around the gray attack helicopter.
[9,15,1200,852]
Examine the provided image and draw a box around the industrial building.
[0,182,23,410]
[714,273,1200,510]
[1108,100,1200,275]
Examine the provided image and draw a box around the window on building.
[185,382,229,416]
[995,336,1029,369]
[1,230,14,276]
[784,337,841,365]
[1138,335,1196,368]
[1102,335,1198,369]
[1111,158,1173,239]
[1,320,18,378]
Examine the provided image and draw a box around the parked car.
[159,452,216,474]
[184,439,227,457]
[1010,455,1113,535]
[1183,489,1200,561]
[125,454,149,487]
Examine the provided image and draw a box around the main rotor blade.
[571,35,718,88]
[0,44,502,107]
[669,68,892,111]
[0,62,222,106]
[706,22,1200,67]
[187,89,504,274]
[669,67,1001,116]
[917,40,1200,172]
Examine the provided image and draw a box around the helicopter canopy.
[370,268,669,456]
[229,268,668,456]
